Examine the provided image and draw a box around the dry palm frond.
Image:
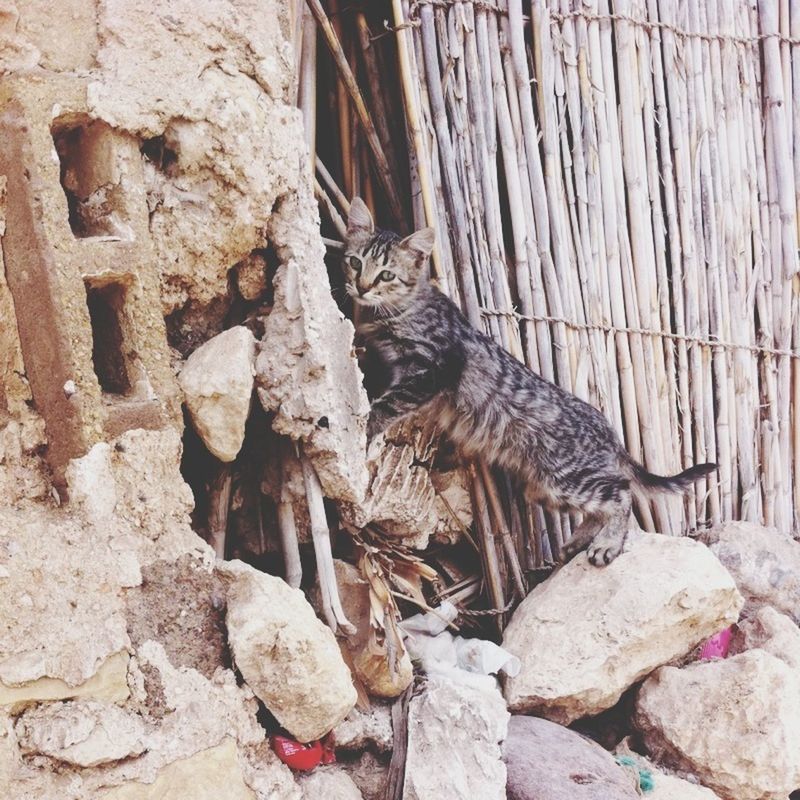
[351,525,444,655]
[357,548,409,682]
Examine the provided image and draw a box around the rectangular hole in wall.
[52,117,135,240]
[85,281,132,396]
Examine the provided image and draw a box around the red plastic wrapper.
[270,735,323,771]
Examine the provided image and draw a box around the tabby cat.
[343,198,716,566]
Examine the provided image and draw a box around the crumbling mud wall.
[0,1,382,797]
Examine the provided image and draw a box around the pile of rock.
[495,523,800,800]
[7,440,798,800]
[316,523,800,800]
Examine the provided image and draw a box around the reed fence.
[294,0,800,601]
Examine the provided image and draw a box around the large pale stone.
[299,767,364,800]
[635,650,800,800]
[730,606,800,668]
[222,560,356,742]
[15,699,146,767]
[179,327,256,462]
[502,532,743,723]
[100,739,255,800]
[328,560,412,698]
[402,677,509,800]
[701,522,800,623]
[503,716,639,800]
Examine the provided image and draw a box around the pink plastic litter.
[698,627,733,660]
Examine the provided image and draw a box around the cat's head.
[343,197,435,311]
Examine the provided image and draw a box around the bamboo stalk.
[305,0,405,229]
[418,4,482,325]
[581,0,654,532]
[760,0,798,533]
[297,4,317,169]
[328,0,352,198]
[316,156,351,216]
[479,461,526,599]
[207,464,232,560]
[278,441,303,589]
[469,463,506,630]
[300,449,356,635]
[314,177,348,240]
[355,12,405,202]
[392,0,446,283]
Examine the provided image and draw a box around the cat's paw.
[558,536,589,563]
[587,532,627,566]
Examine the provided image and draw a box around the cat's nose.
[356,282,366,296]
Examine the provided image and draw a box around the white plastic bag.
[400,603,521,681]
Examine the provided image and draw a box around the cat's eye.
[379,270,396,282]
[348,255,362,272]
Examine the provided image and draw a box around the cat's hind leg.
[585,486,633,566]
[558,513,604,563]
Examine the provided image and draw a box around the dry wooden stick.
[392,0,445,282]
[479,461,526,599]
[557,4,618,430]
[297,3,317,168]
[575,0,653,531]
[418,3,482,324]
[305,0,406,229]
[607,0,674,533]
[278,442,302,589]
[314,176,348,240]
[300,449,356,635]
[469,463,507,630]
[355,11,405,198]
[316,156,351,216]
[327,0,353,197]
[760,0,797,533]
[385,683,412,800]
[207,464,232,560]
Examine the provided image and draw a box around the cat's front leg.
[366,370,438,442]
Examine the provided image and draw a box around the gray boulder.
[503,716,639,800]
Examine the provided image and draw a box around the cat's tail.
[629,459,718,495]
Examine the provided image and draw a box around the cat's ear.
[399,227,435,258]
[347,197,374,237]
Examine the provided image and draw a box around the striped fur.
[344,199,716,566]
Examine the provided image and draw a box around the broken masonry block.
[0,73,181,490]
